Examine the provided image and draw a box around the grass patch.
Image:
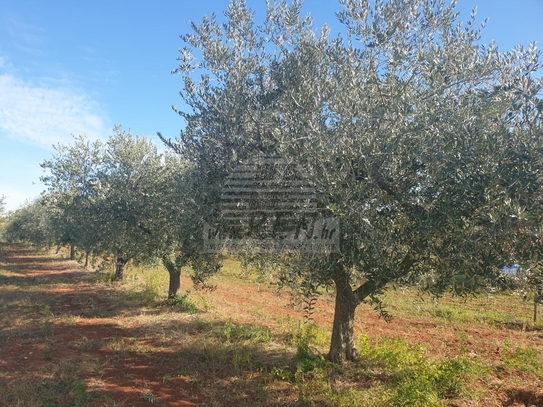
[352,335,485,407]
[501,341,543,379]
[383,288,536,329]
[162,294,199,313]
[218,320,272,344]
[0,363,99,407]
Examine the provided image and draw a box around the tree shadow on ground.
[505,388,543,407]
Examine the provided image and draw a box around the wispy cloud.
[0,72,111,150]
[1,12,47,58]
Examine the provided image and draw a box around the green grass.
[218,319,272,344]
[379,287,538,329]
[501,341,543,379]
[355,336,484,406]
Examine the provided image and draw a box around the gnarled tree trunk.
[328,270,360,363]
[162,255,188,299]
[328,265,376,364]
[164,261,181,299]
[114,257,127,281]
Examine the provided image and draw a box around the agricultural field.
[1,242,542,406]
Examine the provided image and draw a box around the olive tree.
[99,128,222,287]
[91,127,165,280]
[139,151,222,298]
[41,129,166,280]
[41,135,104,261]
[167,0,542,362]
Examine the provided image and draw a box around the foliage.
[0,195,7,237]
[166,0,543,362]
[40,134,104,256]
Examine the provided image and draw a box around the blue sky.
[0,0,542,212]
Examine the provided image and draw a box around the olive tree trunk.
[114,257,128,281]
[328,267,376,364]
[162,256,187,299]
[164,262,181,299]
[534,289,542,323]
[84,251,90,269]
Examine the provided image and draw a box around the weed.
[186,375,205,390]
[296,345,328,374]
[256,378,268,400]
[355,335,483,406]
[92,270,116,284]
[502,342,542,378]
[43,347,53,361]
[163,294,198,313]
[0,373,94,407]
[38,304,54,336]
[143,391,157,403]
[59,314,80,325]
[429,306,454,321]
[41,304,54,318]
[219,320,272,344]
[138,272,164,304]
[73,336,104,352]
[191,317,214,333]
[232,345,255,372]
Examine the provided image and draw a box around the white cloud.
[0,73,111,149]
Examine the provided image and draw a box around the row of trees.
[3,0,543,363]
[4,128,219,298]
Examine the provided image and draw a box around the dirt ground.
[1,243,543,406]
